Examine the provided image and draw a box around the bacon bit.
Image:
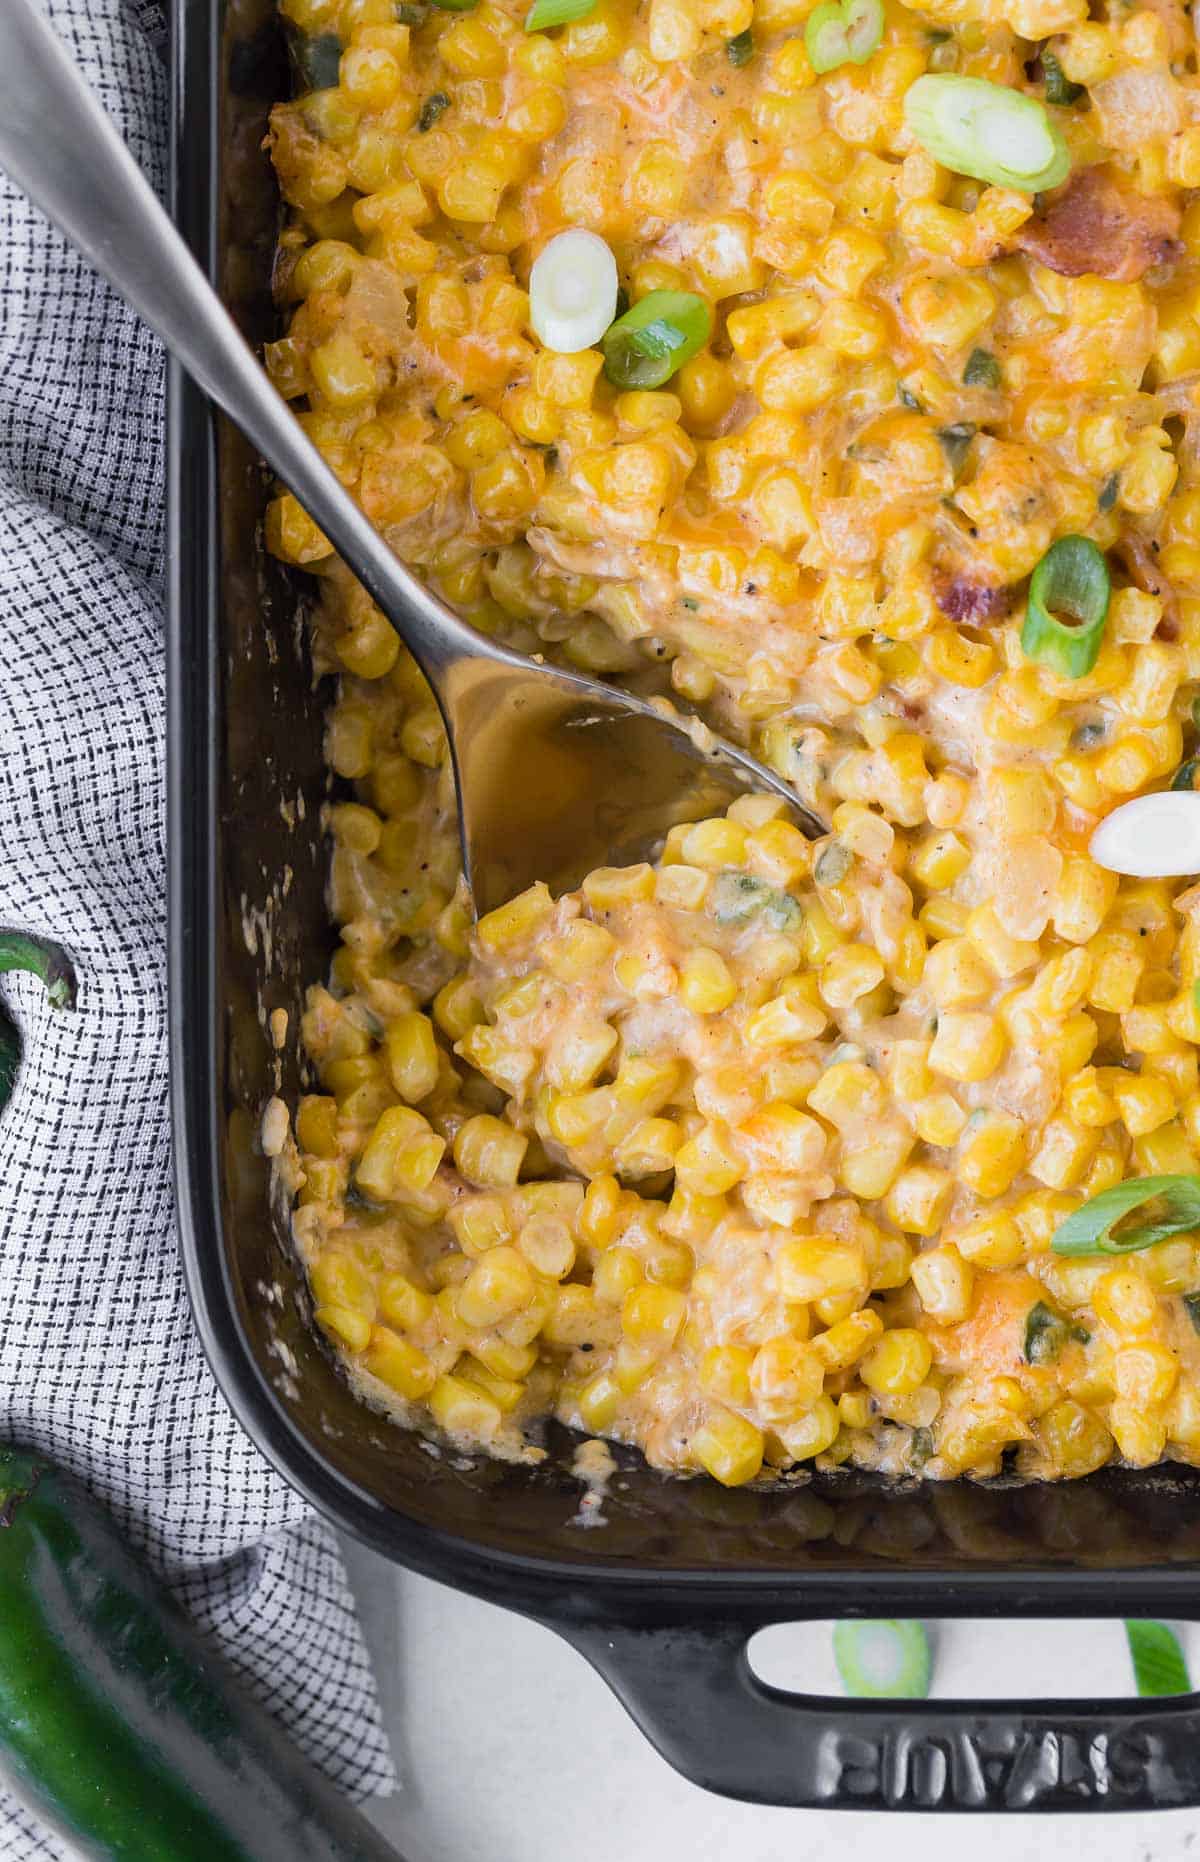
[1119,533,1170,599]
[935,576,1013,623]
[1014,166,1182,284]
[1116,532,1179,637]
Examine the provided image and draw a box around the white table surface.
[341,1535,1200,1862]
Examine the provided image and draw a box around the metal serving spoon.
[0,0,823,914]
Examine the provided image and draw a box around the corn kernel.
[929,1013,1007,1083]
[811,1308,883,1372]
[356,1106,445,1200]
[1093,1266,1158,1335]
[428,1372,503,1438]
[680,946,737,1014]
[777,1236,867,1303]
[885,1165,955,1237]
[909,1246,974,1323]
[750,1334,824,1419]
[364,1327,437,1398]
[861,1329,932,1396]
[622,1283,687,1351]
[819,943,884,1008]
[692,1409,764,1486]
[958,1115,1027,1197]
[581,863,656,906]
[453,1114,528,1189]
[699,1344,755,1406]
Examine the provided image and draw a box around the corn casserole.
[266,0,1200,1484]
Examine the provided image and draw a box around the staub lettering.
[818,1725,1160,1808]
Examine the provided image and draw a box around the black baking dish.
[169,0,1200,1812]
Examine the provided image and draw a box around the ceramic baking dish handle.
[563,1619,1200,1810]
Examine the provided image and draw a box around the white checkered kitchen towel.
[0,1,396,1852]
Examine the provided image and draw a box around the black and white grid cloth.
[0,1,396,1852]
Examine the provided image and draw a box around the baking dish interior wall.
[209,0,691,1567]
[199,0,1200,1586]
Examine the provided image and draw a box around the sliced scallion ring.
[1090,791,1200,879]
[1126,1621,1191,1697]
[601,289,712,390]
[1051,1175,1200,1257]
[1020,534,1110,680]
[833,1621,932,1698]
[529,229,619,354]
[525,0,596,29]
[804,0,883,73]
[903,74,1071,192]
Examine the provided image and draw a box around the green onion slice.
[813,840,851,885]
[1020,535,1110,680]
[1023,1299,1088,1364]
[910,1425,934,1466]
[1126,1621,1191,1697]
[805,0,883,73]
[903,74,1071,192]
[601,290,711,391]
[1183,1291,1200,1335]
[1051,1174,1200,1257]
[937,421,975,476]
[530,229,618,353]
[525,0,595,29]
[963,346,1000,389]
[711,872,802,929]
[418,91,450,131]
[1041,49,1083,106]
[1172,757,1200,793]
[834,1621,932,1698]
[1090,791,1200,879]
[432,0,480,13]
[290,29,342,89]
[726,27,754,63]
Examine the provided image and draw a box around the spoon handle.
[0,0,482,674]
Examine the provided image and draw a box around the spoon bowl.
[434,648,817,912]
